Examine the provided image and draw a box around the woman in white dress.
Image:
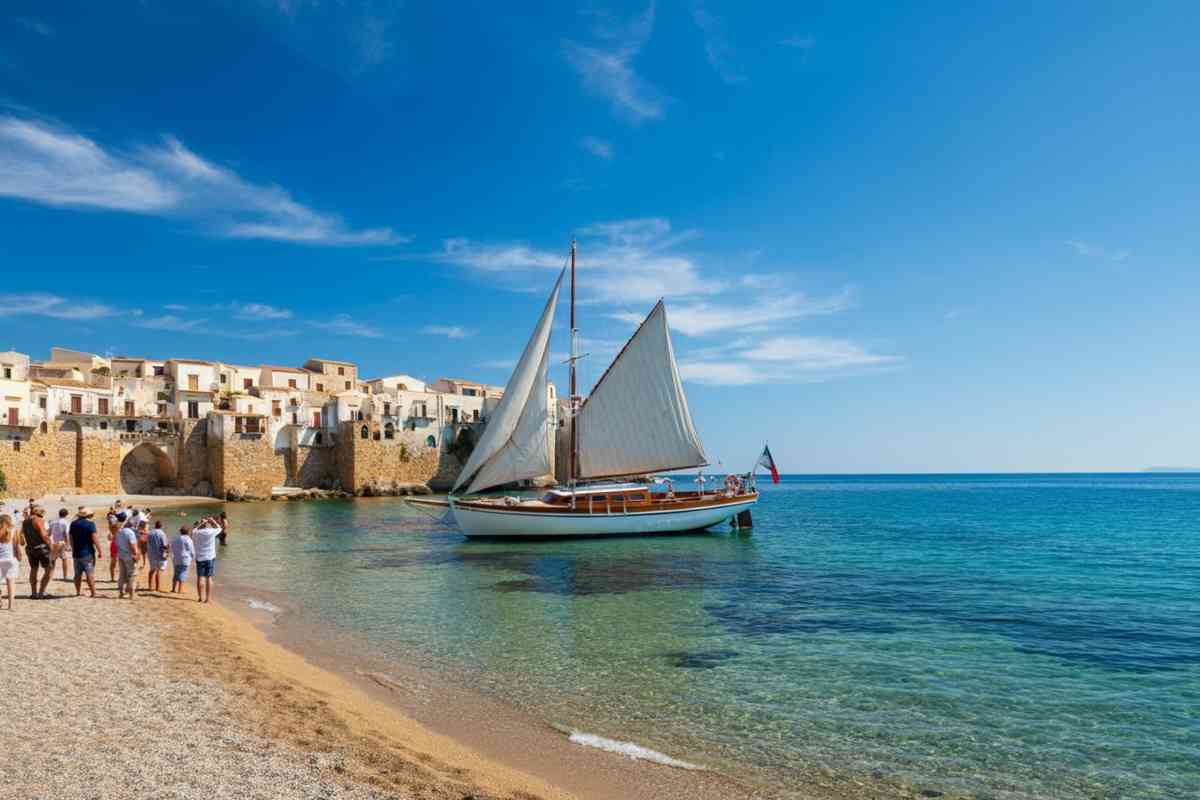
[0,514,22,611]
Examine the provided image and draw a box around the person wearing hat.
[21,505,53,599]
[68,507,102,598]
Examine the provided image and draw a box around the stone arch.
[120,442,176,494]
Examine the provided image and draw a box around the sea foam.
[246,598,282,613]
[566,730,703,770]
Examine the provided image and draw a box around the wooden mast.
[569,239,579,494]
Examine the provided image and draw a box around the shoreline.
[2,491,222,518]
[215,581,775,800]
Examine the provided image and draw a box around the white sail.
[576,301,707,479]
[453,269,563,495]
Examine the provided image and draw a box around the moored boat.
[440,241,758,539]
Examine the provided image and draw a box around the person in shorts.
[190,516,221,603]
[0,514,22,611]
[68,507,102,598]
[48,508,72,581]
[171,526,195,593]
[107,510,122,583]
[115,518,140,600]
[21,505,53,599]
[146,520,168,592]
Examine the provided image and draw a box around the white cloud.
[231,302,294,320]
[616,288,854,337]
[692,4,745,85]
[779,34,816,49]
[435,238,565,271]
[580,136,614,160]
[0,293,119,320]
[564,4,665,122]
[423,325,474,339]
[164,303,189,312]
[680,337,899,386]
[1065,239,1130,262]
[310,315,384,338]
[0,116,404,246]
[134,314,204,333]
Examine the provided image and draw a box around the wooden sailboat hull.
[449,494,758,539]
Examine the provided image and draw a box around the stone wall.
[0,426,77,496]
[79,435,121,494]
[335,420,454,493]
[291,444,337,488]
[208,432,287,500]
[176,419,209,494]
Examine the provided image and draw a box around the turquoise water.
[208,475,1199,798]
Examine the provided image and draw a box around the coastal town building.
[0,345,553,500]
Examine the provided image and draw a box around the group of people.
[0,498,230,611]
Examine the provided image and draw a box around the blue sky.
[2,2,1197,472]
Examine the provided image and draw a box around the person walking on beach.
[190,516,221,603]
[146,520,168,592]
[68,507,102,598]
[217,511,230,547]
[49,508,72,581]
[0,514,22,611]
[170,525,194,594]
[22,505,53,599]
[115,517,140,600]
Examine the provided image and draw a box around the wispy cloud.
[478,358,516,370]
[1065,239,1130,262]
[580,136,615,160]
[613,288,854,337]
[692,4,745,85]
[134,314,204,333]
[564,3,665,122]
[232,302,294,320]
[679,336,900,385]
[423,325,474,339]
[0,115,404,246]
[310,315,384,338]
[0,293,119,320]
[779,34,815,50]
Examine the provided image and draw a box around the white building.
[0,351,33,428]
[167,359,218,420]
[364,373,427,394]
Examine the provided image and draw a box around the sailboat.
[436,241,758,539]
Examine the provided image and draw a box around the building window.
[463,388,476,397]
[291,412,298,425]
[39,421,47,434]
[157,403,166,416]
[338,367,345,376]
[272,400,281,417]
[472,409,479,422]
[345,381,351,391]
[98,398,109,415]
[187,401,199,419]
[188,374,199,391]
[154,366,165,376]
[243,378,253,389]
[99,421,108,430]
[125,401,135,416]
[39,397,46,410]
[316,383,324,392]
[383,402,391,416]
[360,425,369,440]
[2,366,10,379]
[312,411,321,428]
[220,374,228,384]
[288,379,297,389]
[425,435,436,448]
[384,422,395,439]
[125,419,136,433]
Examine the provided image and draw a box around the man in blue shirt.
[68,507,102,598]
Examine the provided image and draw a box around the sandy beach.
[1,492,221,519]
[0,571,576,800]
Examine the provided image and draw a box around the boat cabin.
[542,484,652,509]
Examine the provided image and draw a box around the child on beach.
[49,508,72,581]
[0,514,22,611]
[190,516,221,604]
[171,526,195,594]
[115,518,140,600]
[146,520,168,592]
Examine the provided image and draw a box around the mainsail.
[453,269,563,495]
[575,301,707,479]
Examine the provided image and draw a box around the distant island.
[1144,467,1200,473]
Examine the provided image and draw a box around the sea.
[195,474,1199,799]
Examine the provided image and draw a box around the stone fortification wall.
[208,431,287,500]
[176,419,210,494]
[0,426,78,496]
[334,421,453,494]
[291,444,337,488]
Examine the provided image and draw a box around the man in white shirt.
[48,508,72,580]
[190,517,221,604]
[115,520,140,600]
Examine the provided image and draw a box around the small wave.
[565,730,703,770]
[246,598,282,613]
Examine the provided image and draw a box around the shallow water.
[206,475,1200,798]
